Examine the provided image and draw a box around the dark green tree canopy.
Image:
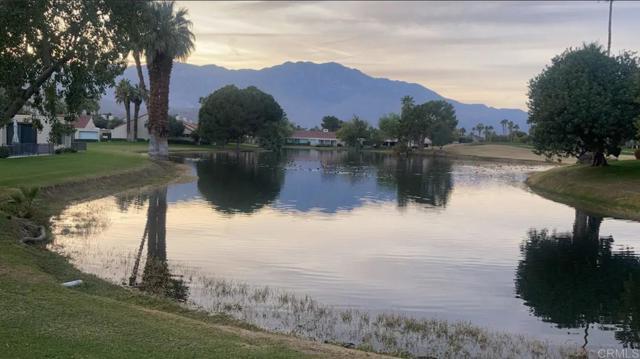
[168,115,185,138]
[378,113,401,140]
[528,43,640,165]
[198,85,288,149]
[336,116,371,147]
[320,115,342,132]
[0,0,145,125]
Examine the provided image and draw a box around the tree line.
[0,0,194,159]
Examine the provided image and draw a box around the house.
[111,114,150,141]
[73,115,101,141]
[286,130,341,147]
[182,121,197,136]
[382,138,432,148]
[0,114,58,156]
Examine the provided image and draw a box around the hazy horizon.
[174,1,640,111]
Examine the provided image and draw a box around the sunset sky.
[176,1,640,110]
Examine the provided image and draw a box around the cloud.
[177,1,640,109]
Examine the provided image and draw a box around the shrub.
[3,187,40,218]
[0,146,9,159]
[54,148,78,155]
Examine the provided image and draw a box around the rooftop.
[290,130,337,140]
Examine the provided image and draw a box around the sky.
[176,1,640,110]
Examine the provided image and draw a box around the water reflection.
[516,210,640,348]
[196,152,286,214]
[194,149,454,214]
[128,188,188,302]
[377,156,453,208]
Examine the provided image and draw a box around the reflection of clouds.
[50,151,640,348]
[51,201,113,238]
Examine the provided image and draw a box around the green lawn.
[0,142,358,358]
[0,217,316,358]
[0,144,146,189]
[527,159,640,220]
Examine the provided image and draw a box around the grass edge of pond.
[526,160,640,221]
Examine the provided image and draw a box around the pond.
[50,149,640,356]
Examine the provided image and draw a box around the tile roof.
[74,115,92,129]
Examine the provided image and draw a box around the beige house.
[73,115,101,141]
[0,114,76,156]
[111,114,150,141]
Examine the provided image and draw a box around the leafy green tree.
[115,79,134,141]
[528,43,640,166]
[336,116,370,148]
[258,118,294,151]
[141,1,194,159]
[320,115,342,132]
[168,115,185,138]
[378,113,401,140]
[422,100,457,147]
[77,97,100,115]
[0,0,143,125]
[199,85,289,150]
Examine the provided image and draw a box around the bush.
[168,138,195,145]
[54,148,78,155]
[635,148,640,160]
[0,146,9,159]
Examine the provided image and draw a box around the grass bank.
[0,143,382,358]
[526,160,640,221]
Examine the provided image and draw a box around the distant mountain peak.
[101,61,528,131]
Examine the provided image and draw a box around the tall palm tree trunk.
[133,51,148,102]
[133,101,141,141]
[147,55,172,159]
[125,101,132,142]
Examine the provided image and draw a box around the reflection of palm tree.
[196,152,285,214]
[130,187,188,301]
[516,210,640,348]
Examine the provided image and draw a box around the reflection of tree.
[114,192,149,212]
[377,156,453,208]
[129,187,188,302]
[196,152,285,214]
[516,210,640,348]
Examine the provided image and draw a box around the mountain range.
[100,61,528,131]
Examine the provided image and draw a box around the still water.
[50,149,640,354]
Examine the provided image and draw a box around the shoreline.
[0,147,391,358]
[1,144,592,357]
[526,160,640,222]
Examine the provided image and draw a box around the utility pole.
[607,0,613,56]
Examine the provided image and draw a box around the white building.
[73,115,101,141]
[111,114,150,141]
[286,130,341,146]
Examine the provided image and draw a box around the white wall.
[111,115,149,140]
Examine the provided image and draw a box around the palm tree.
[115,79,133,141]
[141,1,195,159]
[483,125,494,141]
[130,85,146,141]
[507,120,515,141]
[500,119,509,135]
[476,123,485,138]
[512,124,520,141]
